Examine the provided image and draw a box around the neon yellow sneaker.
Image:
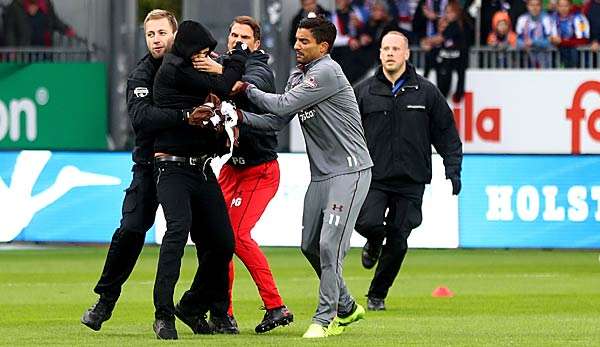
[326,319,345,336]
[334,303,366,326]
[302,323,327,338]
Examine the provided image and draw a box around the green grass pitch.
[1,246,599,346]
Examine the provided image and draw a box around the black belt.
[154,154,211,167]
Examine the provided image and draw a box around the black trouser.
[153,160,234,321]
[436,57,466,100]
[354,184,424,299]
[94,164,158,301]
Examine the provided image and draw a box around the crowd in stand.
[0,0,597,71]
[0,0,75,48]
[291,0,600,85]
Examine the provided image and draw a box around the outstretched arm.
[245,64,339,116]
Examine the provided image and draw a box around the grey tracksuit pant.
[300,168,371,326]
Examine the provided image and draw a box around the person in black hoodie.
[191,15,293,334]
[151,20,247,340]
[81,9,190,332]
[353,31,462,311]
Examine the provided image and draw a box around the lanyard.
[392,78,405,96]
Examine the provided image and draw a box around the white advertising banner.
[289,70,600,154]
[458,70,600,154]
[155,153,459,248]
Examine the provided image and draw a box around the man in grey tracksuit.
[236,16,372,338]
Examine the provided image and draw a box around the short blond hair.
[144,9,178,32]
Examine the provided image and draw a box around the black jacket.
[126,53,184,165]
[354,64,462,188]
[222,50,278,167]
[152,21,246,157]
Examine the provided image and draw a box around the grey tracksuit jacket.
[242,54,373,180]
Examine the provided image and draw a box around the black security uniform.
[151,20,246,323]
[92,53,185,303]
[354,63,462,300]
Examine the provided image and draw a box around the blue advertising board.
[460,155,600,248]
[2,151,600,248]
[0,150,151,243]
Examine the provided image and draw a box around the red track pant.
[218,160,284,315]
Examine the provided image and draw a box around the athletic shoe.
[209,314,239,334]
[334,303,365,326]
[80,297,116,331]
[153,319,178,340]
[362,240,383,269]
[326,319,345,336]
[255,305,294,333]
[367,297,386,311]
[174,303,213,334]
[302,323,327,338]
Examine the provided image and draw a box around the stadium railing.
[0,34,97,63]
[408,46,599,69]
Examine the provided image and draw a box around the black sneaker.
[209,314,239,334]
[255,306,294,333]
[81,297,116,331]
[153,319,178,340]
[362,240,383,269]
[367,297,385,311]
[174,303,213,334]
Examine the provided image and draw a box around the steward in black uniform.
[150,20,247,340]
[353,62,462,310]
[81,52,186,331]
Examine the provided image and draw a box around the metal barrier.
[0,34,97,63]
[408,46,600,69]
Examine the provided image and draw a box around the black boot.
[152,319,178,340]
[362,240,383,269]
[174,302,213,334]
[209,314,239,334]
[81,297,117,331]
[255,306,294,333]
[367,296,385,311]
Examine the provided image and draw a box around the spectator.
[429,0,468,102]
[4,0,75,47]
[516,0,554,67]
[388,0,420,32]
[473,0,528,45]
[550,0,589,67]
[583,0,600,54]
[331,0,368,83]
[487,10,518,48]
[289,0,330,47]
[359,1,398,70]
[413,0,448,77]
[487,11,518,67]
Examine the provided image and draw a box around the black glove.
[450,177,461,195]
[227,41,250,59]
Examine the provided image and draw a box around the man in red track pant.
[193,16,293,333]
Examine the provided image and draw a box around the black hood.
[172,20,217,61]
